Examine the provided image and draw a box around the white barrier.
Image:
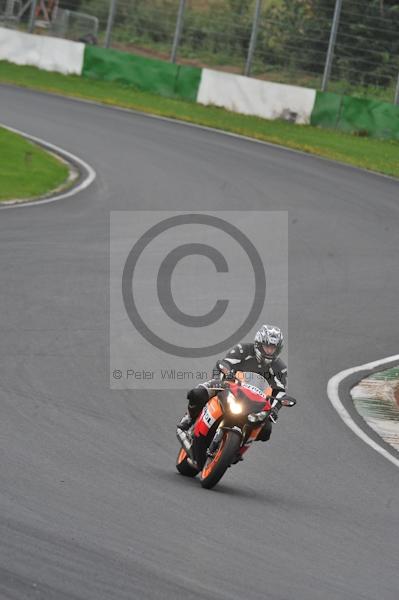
[0,28,316,126]
[0,27,84,75]
[197,69,316,125]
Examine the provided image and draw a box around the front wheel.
[199,430,241,489]
[176,447,199,477]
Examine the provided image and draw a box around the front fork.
[206,424,244,458]
[206,427,224,457]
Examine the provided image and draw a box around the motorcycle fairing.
[194,396,223,437]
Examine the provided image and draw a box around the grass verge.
[0,126,69,201]
[1,60,398,178]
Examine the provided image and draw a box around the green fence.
[83,46,201,103]
[311,91,399,140]
[82,45,399,141]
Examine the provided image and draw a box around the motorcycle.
[176,371,296,489]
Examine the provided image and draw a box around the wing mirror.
[281,397,297,407]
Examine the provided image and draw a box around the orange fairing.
[177,447,187,465]
[194,396,223,437]
[208,396,223,419]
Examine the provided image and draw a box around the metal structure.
[2,0,398,104]
[321,0,343,92]
[3,0,19,20]
[35,0,57,23]
[1,0,97,41]
[170,0,185,64]
[27,0,36,31]
[244,0,262,77]
[1,0,27,24]
[51,8,98,41]
[104,0,117,49]
[0,0,58,27]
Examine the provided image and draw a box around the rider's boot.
[177,398,203,431]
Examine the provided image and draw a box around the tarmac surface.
[1,85,398,600]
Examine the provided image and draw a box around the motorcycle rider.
[178,324,294,442]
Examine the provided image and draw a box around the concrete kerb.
[327,355,399,470]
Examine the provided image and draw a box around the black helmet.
[254,324,284,364]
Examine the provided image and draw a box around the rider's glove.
[224,370,236,381]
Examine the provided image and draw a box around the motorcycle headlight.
[227,392,242,414]
[248,411,268,423]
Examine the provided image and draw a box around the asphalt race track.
[1,85,398,600]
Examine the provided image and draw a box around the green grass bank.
[1,61,398,179]
[0,125,69,202]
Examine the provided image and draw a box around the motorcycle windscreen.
[237,371,272,398]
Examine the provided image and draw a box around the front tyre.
[199,430,241,489]
[176,447,199,477]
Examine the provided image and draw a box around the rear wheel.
[199,430,241,489]
[176,447,199,477]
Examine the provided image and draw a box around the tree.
[261,0,399,87]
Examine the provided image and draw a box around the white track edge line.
[3,84,399,184]
[64,100,399,183]
[0,124,96,209]
[327,354,399,469]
